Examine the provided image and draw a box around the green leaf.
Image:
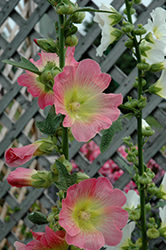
[54,160,77,191]
[3,57,41,75]
[100,118,122,153]
[28,211,48,225]
[36,106,62,135]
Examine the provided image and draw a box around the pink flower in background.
[54,59,122,142]
[5,143,41,167]
[17,47,78,109]
[7,167,37,187]
[59,177,128,250]
[14,226,68,250]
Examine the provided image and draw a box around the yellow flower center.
[78,210,91,221]
[68,101,80,112]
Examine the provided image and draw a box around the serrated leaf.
[36,106,62,135]
[100,118,122,153]
[3,57,41,75]
[54,160,77,191]
[28,211,48,225]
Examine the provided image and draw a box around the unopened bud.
[123,7,136,15]
[71,11,85,24]
[138,172,152,185]
[145,32,154,44]
[76,172,90,183]
[32,171,58,188]
[134,0,142,4]
[55,2,74,15]
[34,38,59,54]
[65,35,78,47]
[134,26,147,35]
[121,21,134,33]
[125,38,134,48]
[147,228,160,238]
[137,61,150,71]
[137,96,147,108]
[148,83,162,95]
[150,62,164,72]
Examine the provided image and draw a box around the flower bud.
[51,155,73,174]
[138,172,152,185]
[134,26,147,35]
[136,238,142,248]
[137,96,147,108]
[123,7,136,15]
[70,11,85,24]
[159,226,166,237]
[76,172,90,183]
[145,202,151,212]
[133,78,146,88]
[134,0,142,4]
[125,38,134,48]
[137,61,150,71]
[34,139,54,155]
[111,29,122,40]
[34,38,59,54]
[147,183,159,195]
[121,21,134,33]
[145,32,154,44]
[148,83,162,95]
[129,209,140,220]
[65,35,78,47]
[150,62,165,72]
[107,9,122,26]
[31,171,58,188]
[126,152,137,163]
[147,228,160,239]
[55,2,74,15]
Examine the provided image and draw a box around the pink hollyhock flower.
[7,167,37,187]
[17,47,78,109]
[53,59,122,142]
[14,226,68,250]
[5,140,54,167]
[59,177,128,250]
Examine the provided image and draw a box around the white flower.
[154,69,166,99]
[123,190,140,209]
[96,24,117,57]
[159,173,166,199]
[140,41,165,65]
[144,7,166,52]
[142,119,150,129]
[159,205,166,228]
[94,3,122,56]
[106,221,135,250]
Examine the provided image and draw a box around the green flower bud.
[159,226,166,237]
[150,62,165,72]
[32,171,58,188]
[134,26,147,35]
[34,38,59,54]
[108,10,122,26]
[76,172,90,183]
[51,155,73,174]
[55,2,74,15]
[125,38,134,48]
[147,228,160,238]
[124,7,136,15]
[129,209,141,220]
[148,83,162,95]
[137,61,150,71]
[136,238,142,248]
[133,78,146,88]
[65,35,78,47]
[121,21,135,33]
[145,202,151,212]
[34,139,54,155]
[138,172,152,185]
[71,11,85,24]
[145,32,154,44]
[126,152,137,163]
[147,183,159,195]
[111,29,122,40]
[137,96,147,108]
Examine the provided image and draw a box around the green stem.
[58,15,69,160]
[124,1,147,249]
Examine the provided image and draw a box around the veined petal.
[7,168,37,187]
[59,177,128,250]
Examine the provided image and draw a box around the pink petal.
[14,242,26,250]
[38,90,55,109]
[65,47,78,66]
[17,74,43,97]
[5,144,40,167]
[7,168,37,187]
[66,229,105,250]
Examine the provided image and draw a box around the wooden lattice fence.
[0,0,166,249]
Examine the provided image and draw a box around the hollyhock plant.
[53,59,123,142]
[59,177,128,250]
[17,47,78,109]
[5,139,54,167]
[7,167,37,187]
[150,69,166,99]
[14,226,68,250]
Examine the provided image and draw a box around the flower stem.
[124,1,147,249]
[58,15,69,160]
